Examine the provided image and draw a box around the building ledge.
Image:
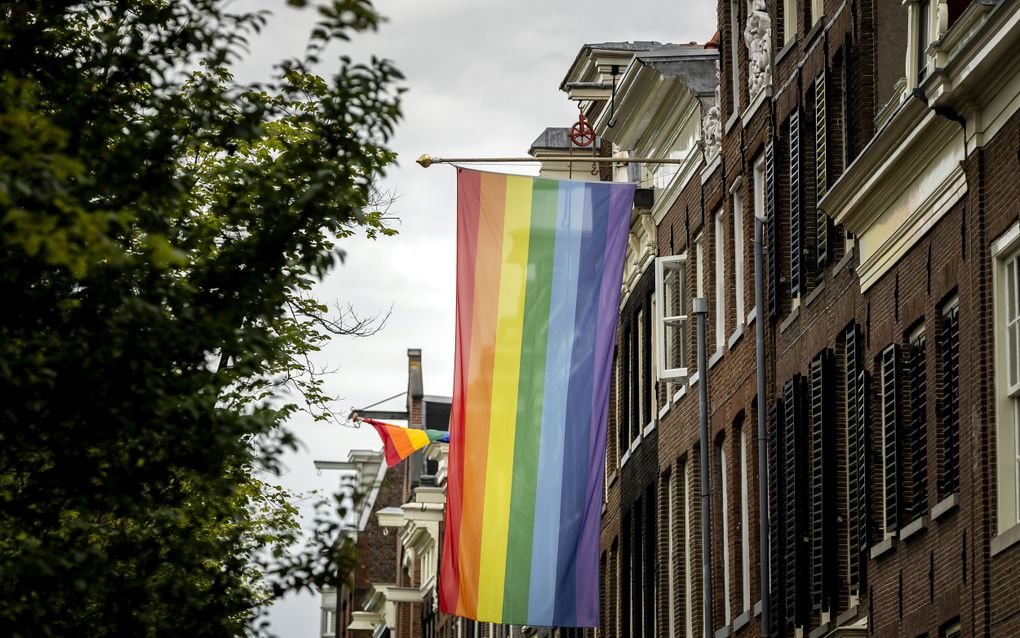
[348,611,384,631]
[714,624,731,638]
[932,493,959,521]
[741,87,771,127]
[728,324,745,349]
[809,621,833,638]
[709,349,724,369]
[780,303,800,334]
[804,279,827,307]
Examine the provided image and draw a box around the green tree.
[0,1,401,635]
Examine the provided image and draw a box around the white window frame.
[733,184,746,329]
[715,208,727,354]
[906,0,934,90]
[685,459,693,632]
[994,223,1020,533]
[783,0,798,45]
[730,0,741,116]
[720,439,732,625]
[667,470,676,636]
[811,0,824,25]
[655,254,689,381]
[739,424,751,613]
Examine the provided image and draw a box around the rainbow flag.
[439,169,635,627]
[364,418,448,467]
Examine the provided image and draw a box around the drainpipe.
[694,296,713,638]
[754,214,771,637]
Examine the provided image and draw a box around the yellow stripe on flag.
[476,175,533,619]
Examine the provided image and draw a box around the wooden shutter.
[880,345,901,533]
[815,73,829,276]
[845,325,869,594]
[768,399,784,638]
[766,139,780,319]
[940,304,961,496]
[909,332,929,518]
[810,350,836,613]
[789,112,803,297]
[782,376,808,628]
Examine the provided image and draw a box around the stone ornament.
[744,0,773,101]
[701,62,722,165]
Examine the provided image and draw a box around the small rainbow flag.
[363,417,449,467]
[439,169,635,627]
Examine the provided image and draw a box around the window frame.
[655,254,689,381]
[994,223,1020,532]
[715,207,727,354]
[733,184,746,330]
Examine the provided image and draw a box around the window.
[715,208,727,353]
[809,350,836,613]
[681,460,694,637]
[730,0,741,116]
[916,0,931,85]
[908,326,929,520]
[880,345,901,536]
[733,186,746,329]
[667,471,676,636]
[939,297,961,500]
[782,376,809,628]
[789,112,803,299]
[843,324,868,597]
[620,269,655,457]
[765,142,780,319]
[783,0,798,45]
[738,421,751,613]
[719,436,732,625]
[753,154,766,314]
[644,484,656,637]
[696,233,706,299]
[655,254,688,380]
[995,225,1020,531]
[815,73,829,280]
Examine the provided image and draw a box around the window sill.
[607,470,618,488]
[900,515,929,542]
[932,493,959,521]
[725,111,740,135]
[836,605,860,626]
[805,278,826,307]
[733,609,751,632]
[728,324,745,349]
[780,303,801,334]
[808,622,833,638]
[753,599,762,617]
[833,245,855,277]
[620,449,630,468]
[690,371,700,387]
[746,306,757,327]
[709,349,724,369]
[714,626,732,638]
[658,402,671,420]
[741,87,771,128]
[702,155,722,184]
[991,521,1020,557]
[673,384,687,404]
[643,420,656,437]
[776,37,799,64]
[869,534,897,560]
[804,17,825,49]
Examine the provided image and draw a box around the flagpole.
[416,154,686,167]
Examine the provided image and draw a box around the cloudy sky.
[232,1,716,634]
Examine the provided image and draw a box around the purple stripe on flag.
[574,183,635,625]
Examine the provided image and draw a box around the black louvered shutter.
[789,112,803,297]
[782,376,808,628]
[810,350,836,613]
[845,325,869,594]
[766,139,780,319]
[880,345,901,534]
[815,73,829,281]
[768,399,784,638]
[940,304,961,496]
[909,332,929,518]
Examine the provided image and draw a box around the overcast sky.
[231,1,717,635]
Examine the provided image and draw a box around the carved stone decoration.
[701,62,722,165]
[744,0,773,101]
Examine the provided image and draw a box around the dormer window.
[907,0,933,89]
[916,0,931,84]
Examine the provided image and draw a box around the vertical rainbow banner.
[439,168,635,627]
